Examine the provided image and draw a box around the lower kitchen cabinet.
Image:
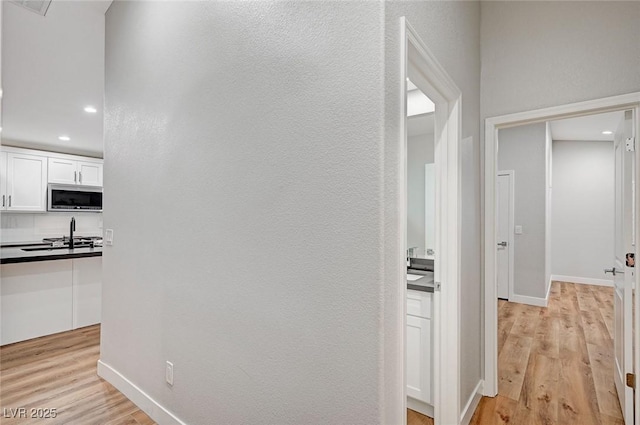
[1,260,73,345]
[0,257,102,345]
[406,289,434,416]
[72,257,102,329]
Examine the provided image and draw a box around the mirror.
[407,79,435,260]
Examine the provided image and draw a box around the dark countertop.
[1,244,103,264]
[407,272,435,293]
[408,282,434,293]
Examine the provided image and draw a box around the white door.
[497,172,513,300]
[611,110,634,424]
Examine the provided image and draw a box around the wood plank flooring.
[408,281,621,425]
[469,281,622,425]
[0,325,155,425]
[0,282,621,425]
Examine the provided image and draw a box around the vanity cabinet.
[48,157,103,187]
[406,289,434,414]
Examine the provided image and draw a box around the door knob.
[604,267,625,276]
[497,241,507,247]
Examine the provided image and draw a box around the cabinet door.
[6,153,47,211]
[77,161,103,187]
[0,152,7,210]
[406,315,432,404]
[48,157,78,184]
[72,257,102,328]
[1,261,73,345]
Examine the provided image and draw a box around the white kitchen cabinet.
[1,260,73,345]
[72,257,102,328]
[406,289,434,414]
[0,151,7,210]
[6,152,48,212]
[48,157,103,187]
[0,257,102,345]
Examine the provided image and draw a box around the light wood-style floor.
[0,282,621,425]
[408,281,622,425]
[0,325,155,425]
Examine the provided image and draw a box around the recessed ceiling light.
[84,106,97,113]
[602,130,613,135]
[58,135,70,141]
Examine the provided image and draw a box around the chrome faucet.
[69,217,76,249]
[407,247,418,260]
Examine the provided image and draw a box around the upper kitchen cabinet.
[0,152,7,209]
[48,157,103,187]
[3,152,48,212]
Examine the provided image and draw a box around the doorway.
[400,17,462,425]
[484,93,640,425]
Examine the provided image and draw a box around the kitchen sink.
[21,244,92,252]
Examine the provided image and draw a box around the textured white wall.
[498,123,547,299]
[102,2,391,424]
[385,1,482,411]
[551,141,614,281]
[481,1,640,119]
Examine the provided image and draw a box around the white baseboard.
[551,274,613,287]
[97,360,186,425]
[460,380,483,425]
[407,397,434,418]
[509,293,548,307]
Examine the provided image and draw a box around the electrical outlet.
[515,225,523,235]
[165,361,174,386]
[105,229,114,245]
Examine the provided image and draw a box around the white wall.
[385,1,482,411]
[102,2,482,424]
[0,212,103,243]
[407,128,434,257]
[551,141,614,282]
[481,1,640,119]
[102,2,389,425]
[498,123,547,299]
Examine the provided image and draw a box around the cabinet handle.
[74,171,77,183]
[2,195,4,207]
[8,195,11,207]
[79,172,82,184]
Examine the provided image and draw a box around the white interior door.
[612,110,634,424]
[497,172,513,300]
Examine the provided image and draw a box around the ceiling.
[407,79,435,117]
[2,1,111,157]
[550,110,625,142]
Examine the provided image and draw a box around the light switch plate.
[515,225,523,235]
[105,229,114,245]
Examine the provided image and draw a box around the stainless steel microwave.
[47,184,103,212]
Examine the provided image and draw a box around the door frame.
[400,17,462,425]
[483,92,640,403]
[496,170,515,301]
